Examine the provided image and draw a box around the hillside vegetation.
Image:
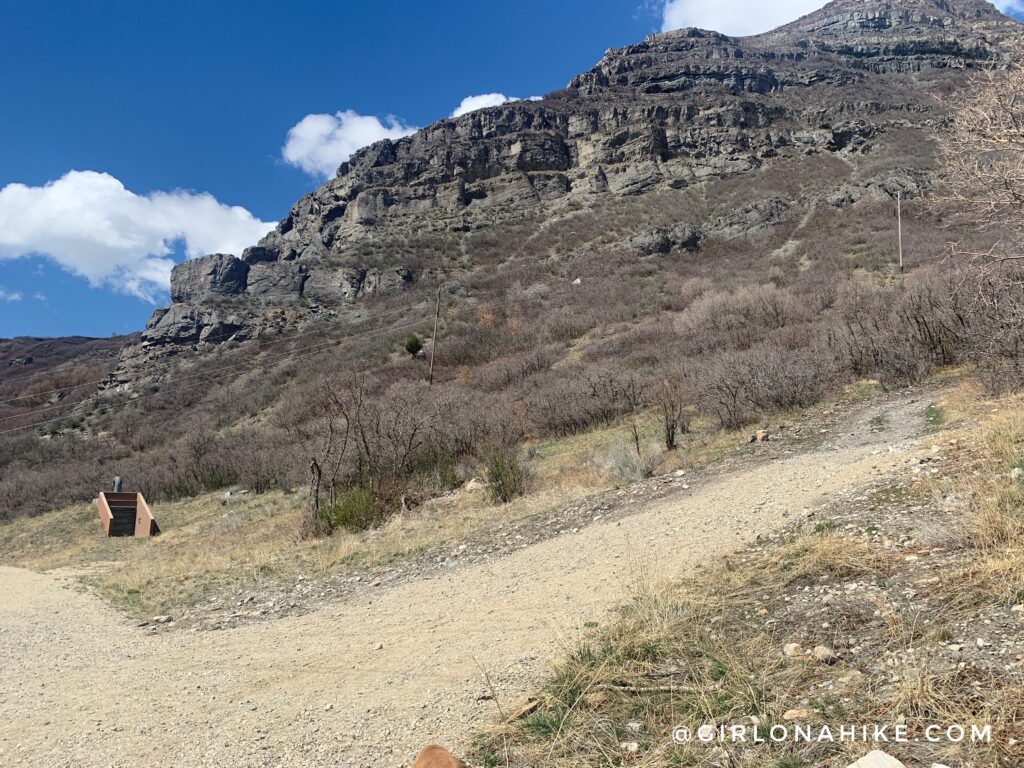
[2,0,1024,547]
[1,150,1020,524]
[476,383,1024,768]
[0,382,841,619]
[5,4,1024,767]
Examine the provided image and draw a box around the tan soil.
[0,394,936,768]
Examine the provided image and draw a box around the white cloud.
[281,110,417,178]
[451,93,516,117]
[660,0,1024,36]
[0,287,22,302]
[282,95,550,180]
[660,0,826,35]
[0,171,275,302]
[450,93,543,118]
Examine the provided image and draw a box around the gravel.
[0,390,945,767]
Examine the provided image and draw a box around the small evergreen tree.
[405,334,423,358]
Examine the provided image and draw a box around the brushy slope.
[475,384,1024,768]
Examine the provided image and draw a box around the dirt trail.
[0,394,937,768]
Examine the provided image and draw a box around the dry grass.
[0,373,888,621]
[0,413,645,616]
[476,530,893,767]
[475,381,1024,767]
[0,483,599,618]
[0,378,870,621]
[0,407,729,618]
[941,395,1024,605]
[476,523,1021,767]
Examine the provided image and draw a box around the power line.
[0,283,511,398]
[0,317,433,436]
[0,314,432,427]
[0,302,421,405]
[0,283,527,436]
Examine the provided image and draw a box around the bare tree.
[935,61,1024,390]
[590,369,649,458]
[653,371,695,451]
[936,61,1024,260]
[300,458,331,540]
[313,379,355,508]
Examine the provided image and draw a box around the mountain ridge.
[8,0,1024,521]
[111,0,1022,380]
[771,0,1007,35]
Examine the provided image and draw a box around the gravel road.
[0,393,937,767]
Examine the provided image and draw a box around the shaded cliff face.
[130,0,1020,363]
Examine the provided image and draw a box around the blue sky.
[1,0,1021,338]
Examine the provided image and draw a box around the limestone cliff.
[123,0,1021,372]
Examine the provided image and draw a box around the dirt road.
[0,394,937,767]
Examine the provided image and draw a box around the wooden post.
[428,283,442,386]
[897,190,904,273]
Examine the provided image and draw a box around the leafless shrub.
[220,429,291,494]
[652,370,696,450]
[952,264,1024,393]
[473,347,558,391]
[744,340,835,412]
[694,351,755,431]
[833,279,938,388]
[675,284,803,355]
[935,61,1024,257]
[15,99,1024,523]
[523,369,635,436]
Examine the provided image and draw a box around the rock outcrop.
[169,254,249,304]
[118,0,1022,370]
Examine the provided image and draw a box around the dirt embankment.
[0,393,938,768]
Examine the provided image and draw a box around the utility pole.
[896,190,904,273]
[428,283,442,386]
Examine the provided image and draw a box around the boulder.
[170,254,248,304]
[221,490,250,506]
[303,268,348,304]
[336,267,415,302]
[142,304,251,347]
[628,229,673,255]
[707,198,790,240]
[463,477,488,492]
[668,223,701,251]
[607,161,663,196]
[628,223,702,255]
[363,267,413,296]
[246,262,308,302]
[845,751,906,768]
[242,245,279,264]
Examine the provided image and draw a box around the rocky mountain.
[119,0,1020,374]
[0,335,136,431]
[10,0,1024,521]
